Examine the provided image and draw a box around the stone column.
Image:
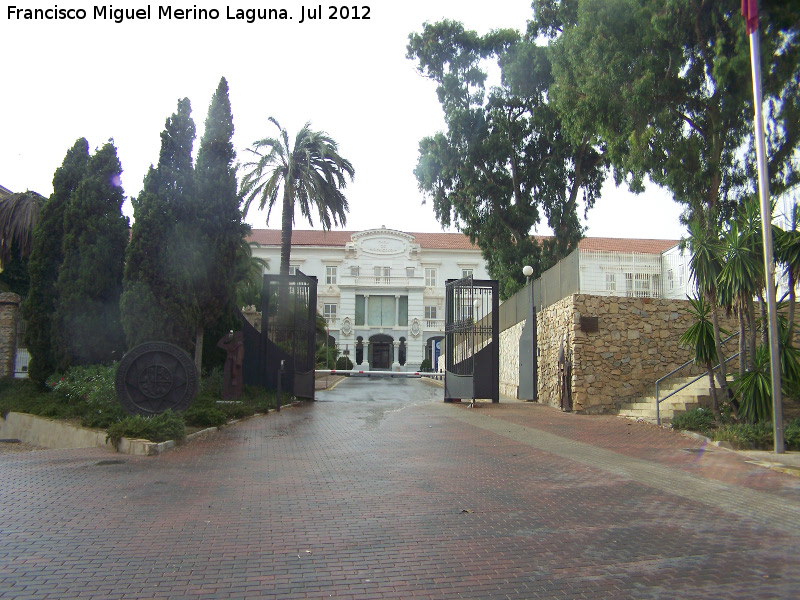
[0,293,20,378]
[361,340,370,371]
[392,340,401,371]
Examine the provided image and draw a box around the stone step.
[618,399,700,412]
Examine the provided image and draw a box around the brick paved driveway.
[2,377,800,599]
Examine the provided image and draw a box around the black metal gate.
[444,276,499,402]
[240,271,317,400]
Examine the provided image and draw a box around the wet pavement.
[2,377,800,599]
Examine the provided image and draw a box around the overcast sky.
[1,0,686,240]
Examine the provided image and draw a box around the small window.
[425,268,437,287]
[323,303,337,321]
[406,267,415,278]
[326,266,337,285]
[461,268,473,279]
[424,306,437,320]
[605,273,616,292]
[350,266,360,277]
[289,266,298,276]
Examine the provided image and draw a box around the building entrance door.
[371,343,391,369]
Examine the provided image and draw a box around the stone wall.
[500,293,745,413]
[0,293,20,378]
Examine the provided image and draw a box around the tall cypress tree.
[22,139,90,382]
[52,141,130,369]
[190,77,248,371]
[121,98,199,350]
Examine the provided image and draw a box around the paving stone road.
[2,376,800,599]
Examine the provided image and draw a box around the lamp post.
[472,297,481,406]
[523,265,533,285]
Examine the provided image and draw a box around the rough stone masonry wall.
[500,293,741,413]
[567,294,700,413]
[0,293,20,378]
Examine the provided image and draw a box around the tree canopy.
[23,139,90,382]
[537,0,800,226]
[407,19,606,298]
[121,98,199,350]
[190,77,249,370]
[52,141,129,369]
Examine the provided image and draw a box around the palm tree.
[0,190,45,267]
[232,240,269,309]
[239,118,355,275]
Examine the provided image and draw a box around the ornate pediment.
[350,228,418,258]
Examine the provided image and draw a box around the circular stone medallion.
[115,342,198,416]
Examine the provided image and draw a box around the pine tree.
[191,77,249,372]
[22,139,89,383]
[121,98,199,350]
[52,141,130,369]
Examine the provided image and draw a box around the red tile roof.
[246,229,678,254]
[247,229,479,250]
[577,237,679,253]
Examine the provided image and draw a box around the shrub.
[712,421,774,450]
[106,410,185,447]
[46,363,126,428]
[199,366,223,397]
[784,419,800,451]
[336,356,353,371]
[671,407,716,434]
[183,404,227,428]
[419,358,433,372]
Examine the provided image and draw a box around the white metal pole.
[749,27,785,454]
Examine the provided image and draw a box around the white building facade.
[248,227,490,372]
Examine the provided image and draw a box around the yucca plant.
[734,345,773,424]
[680,295,727,422]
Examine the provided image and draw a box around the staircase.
[615,376,714,424]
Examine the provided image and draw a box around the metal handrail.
[655,331,740,426]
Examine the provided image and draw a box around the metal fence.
[499,247,690,332]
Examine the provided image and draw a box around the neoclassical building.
[247,227,489,371]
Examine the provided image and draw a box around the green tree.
[121,98,198,350]
[52,141,130,369]
[240,118,354,275]
[407,20,606,298]
[538,0,800,226]
[189,77,249,372]
[23,139,89,383]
